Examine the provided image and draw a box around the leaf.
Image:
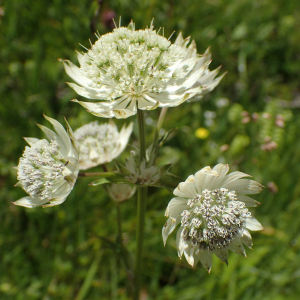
[89,178,111,186]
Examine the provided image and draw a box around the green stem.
[116,204,123,252]
[116,204,135,293]
[137,109,146,162]
[134,109,148,300]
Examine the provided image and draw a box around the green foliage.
[1,0,300,299]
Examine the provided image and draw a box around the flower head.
[74,121,132,170]
[162,164,263,272]
[62,20,224,119]
[14,116,79,208]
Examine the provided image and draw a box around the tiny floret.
[162,164,263,272]
[14,115,79,208]
[74,121,133,170]
[62,20,224,119]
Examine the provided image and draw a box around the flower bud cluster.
[17,140,67,200]
[180,188,251,251]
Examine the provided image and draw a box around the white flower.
[162,164,263,272]
[108,183,137,203]
[74,121,133,170]
[62,21,224,119]
[14,116,79,208]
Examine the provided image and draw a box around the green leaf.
[89,178,111,186]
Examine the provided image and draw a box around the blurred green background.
[1,0,300,299]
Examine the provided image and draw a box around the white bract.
[14,116,79,208]
[162,164,263,272]
[62,21,224,119]
[74,121,133,170]
[174,33,225,101]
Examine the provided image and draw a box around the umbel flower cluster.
[14,116,79,208]
[74,121,132,170]
[62,20,224,118]
[163,164,263,272]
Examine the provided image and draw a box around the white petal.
[194,166,220,192]
[113,100,137,119]
[226,179,263,195]
[67,82,112,100]
[162,217,180,246]
[165,197,189,218]
[51,181,71,199]
[184,245,195,267]
[43,196,68,207]
[238,195,260,207]
[217,171,251,188]
[137,96,158,110]
[245,217,263,231]
[198,66,221,84]
[13,196,49,208]
[241,229,253,249]
[228,237,246,257]
[176,227,186,258]
[23,137,39,146]
[214,247,228,265]
[196,248,213,273]
[43,115,72,158]
[173,181,197,198]
[147,85,202,106]
[212,163,229,177]
[76,51,85,65]
[61,59,94,88]
[37,125,57,142]
[73,99,117,114]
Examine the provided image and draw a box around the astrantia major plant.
[13,19,263,300]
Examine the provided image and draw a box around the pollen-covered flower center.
[74,122,120,162]
[17,140,69,199]
[79,27,190,100]
[180,188,251,250]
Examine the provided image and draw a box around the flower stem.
[157,107,168,133]
[137,109,147,162]
[116,204,135,293]
[134,109,148,300]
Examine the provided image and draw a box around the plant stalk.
[134,109,148,300]
[116,204,135,293]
